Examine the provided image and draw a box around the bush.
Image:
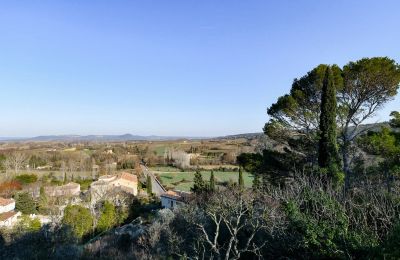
[15,192,37,214]
[14,174,38,185]
[97,201,117,232]
[62,205,93,239]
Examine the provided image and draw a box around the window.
[170,200,174,208]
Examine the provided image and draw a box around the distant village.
[0,164,191,229]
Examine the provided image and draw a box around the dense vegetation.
[1,56,400,259]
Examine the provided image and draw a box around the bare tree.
[178,190,284,259]
[4,152,28,178]
[165,149,191,169]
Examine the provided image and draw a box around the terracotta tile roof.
[120,172,138,183]
[161,190,182,200]
[0,197,14,206]
[0,211,18,221]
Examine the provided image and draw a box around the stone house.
[0,197,21,228]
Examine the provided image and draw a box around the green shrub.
[15,192,37,214]
[15,174,38,185]
[62,205,93,239]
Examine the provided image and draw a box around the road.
[140,164,166,196]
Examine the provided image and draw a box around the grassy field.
[151,168,254,191]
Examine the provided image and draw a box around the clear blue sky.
[0,1,399,137]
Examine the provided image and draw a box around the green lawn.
[154,170,254,191]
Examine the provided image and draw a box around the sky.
[0,0,399,137]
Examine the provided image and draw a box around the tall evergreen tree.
[146,175,152,195]
[238,167,244,190]
[318,67,340,180]
[192,170,205,193]
[209,170,215,191]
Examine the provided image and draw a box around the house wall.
[0,212,21,228]
[0,202,15,214]
[115,179,138,195]
[161,197,182,209]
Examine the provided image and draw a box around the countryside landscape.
[1,1,400,260]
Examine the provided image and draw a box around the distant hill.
[214,133,264,140]
[0,124,388,143]
[0,134,207,142]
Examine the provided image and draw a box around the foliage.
[209,171,215,191]
[29,155,47,168]
[97,201,117,232]
[15,192,37,214]
[318,66,341,182]
[14,174,38,185]
[74,178,93,191]
[238,167,244,189]
[146,175,152,195]
[389,111,400,128]
[15,215,41,233]
[62,205,93,239]
[264,57,400,186]
[236,153,263,173]
[252,174,261,190]
[191,170,206,193]
[382,222,400,258]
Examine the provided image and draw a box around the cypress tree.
[192,170,205,193]
[238,167,244,190]
[209,170,215,191]
[318,66,340,179]
[146,175,152,195]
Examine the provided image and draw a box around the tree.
[4,152,28,178]
[389,111,400,128]
[15,192,36,214]
[62,205,93,239]
[97,200,117,232]
[237,153,263,173]
[209,171,215,191]
[264,57,400,186]
[238,167,244,190]
[318,67,341,182]
[38,186,48,214]
[338,57,400,188]
[358,113,400,192]
[146,175,153,195]
[263,64,343,180]
[179,190,282,259]
[191,170,206,193]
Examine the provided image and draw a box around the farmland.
[150,167,254,191]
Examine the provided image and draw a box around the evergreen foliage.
[15,174,38,185]
[318,66,340,182]
[146,175,152,195]
[191,170,206,193]
[62,205,93,239]
[209,171,215,191]
[97,200,117,232]
[15,192,37,214]
[238,167,244,189]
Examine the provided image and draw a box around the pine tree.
[146,175,152,195]
[238,167,244,190]
[318,66,340,181]
[192,170,205,193]
[209,170,215,191]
